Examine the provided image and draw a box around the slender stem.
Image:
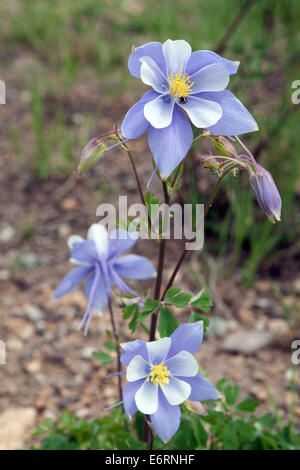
[215,0,256,55]
[192,133,205,145]
[148,430,154,450]
[161,167,236,301]
[150,180,169,339]
[170,163,182,190]
[149,239,166,340]
[107,296,122,402]
[114,129,146,207]
[120,143,154,235]
[143,236,167,446]
[121,144,146,207]
[204,166,234,217]
[143,181,169,446]
[154,240,167,301]
[160,249,188,302]
[162,179,170,204]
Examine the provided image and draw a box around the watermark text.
[0,80,6,104]
[291,80,300,104]
[0,340,6,365]
[96,197,204,250]
[291,340,300,365]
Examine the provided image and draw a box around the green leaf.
[140,299,160,318]
[220,421,239,450]
[191,418,208,447]
[216,378,230,392]
[145,191,159,207]
[40,434,78,450]
[165,287,191,307]
[120,292,136,299]
[115,218,130,231]
[190,291,213,312]
[92,351,112,365]
[32,418,54,436]
[224,384,240,406]
[105,329,112,340]
[235,420,255,446]
[189,312,210,332]
[258,413,277,428]
[158,306,179,337]
[261,433,279,450]
[144,299,160,310]
[145,192,159,222]
[128,306,139,332]
[235,397,259,413]
[104,342,116,352]
[164,287,181,300]
[138,310,153,321]
[165,163,184,192]
[123,303,139,320]
[139,321,150,334]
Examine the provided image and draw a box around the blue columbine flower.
[121,39,258,179]
[54,224,156,334]
[121,321,219,442]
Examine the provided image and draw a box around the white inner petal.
[67,235,84,249]
[190,63,229,94]
[146,337,171,365]
[135,379,159,414]
[178,96,222,128]
[144,93,175,129]
[165,351,199,377]
[162,39,192,76]
[126,355,150,382]
[161,376,191,406]
[87,223,109,259]
[140,56,168,93]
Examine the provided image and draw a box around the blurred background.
[0,0,299,449]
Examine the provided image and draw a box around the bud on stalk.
[77,137,107,174]
[248,161,281,223]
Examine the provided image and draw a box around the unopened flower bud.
[184,400,207,415]
[249,162,281,223]
[213,136,238,158]
[77,137,107,174]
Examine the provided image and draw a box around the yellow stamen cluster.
[147,362,171,387]
[166,72,194,101]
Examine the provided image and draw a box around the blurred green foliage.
[32,378,300,450]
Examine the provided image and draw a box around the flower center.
[166,72,194,101]
[147,362,171,387]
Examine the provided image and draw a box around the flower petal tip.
[269,212,281,223]
[275,214,281,222]
[253,123,259,131]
